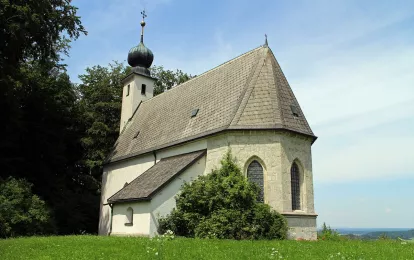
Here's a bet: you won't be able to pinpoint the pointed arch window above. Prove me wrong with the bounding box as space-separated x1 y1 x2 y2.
125 207 133 226
291 162 301 210
247 160 264 202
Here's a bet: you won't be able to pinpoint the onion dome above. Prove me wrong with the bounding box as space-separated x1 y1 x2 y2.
127 11 154 69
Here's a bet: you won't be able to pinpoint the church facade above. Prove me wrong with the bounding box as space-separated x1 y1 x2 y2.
99 16 318 240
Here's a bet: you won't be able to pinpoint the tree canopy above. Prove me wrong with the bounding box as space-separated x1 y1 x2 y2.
151 65 194 96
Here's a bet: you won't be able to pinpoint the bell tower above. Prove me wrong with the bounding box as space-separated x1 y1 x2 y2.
120 10 156 132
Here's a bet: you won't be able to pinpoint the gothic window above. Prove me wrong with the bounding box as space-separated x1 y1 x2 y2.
141 84 146 95
125 207 133 226
126 84 130 96
291 162 301 210
247 160 264 202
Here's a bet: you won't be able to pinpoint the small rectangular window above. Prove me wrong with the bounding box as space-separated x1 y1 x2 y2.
126 84 130 96
133 131 140 139
141 84 146 95
191 108 199 117
290 105 299 117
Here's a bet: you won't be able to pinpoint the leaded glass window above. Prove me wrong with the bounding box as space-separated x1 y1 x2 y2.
247 160 264 202
291 162 301 210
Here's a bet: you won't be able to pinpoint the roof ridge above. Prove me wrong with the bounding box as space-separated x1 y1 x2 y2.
267 48 314 135
229 47 269 126
141 45 265 104
267 48 286 127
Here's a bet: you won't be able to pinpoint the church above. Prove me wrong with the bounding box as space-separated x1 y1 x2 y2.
98 13 318 240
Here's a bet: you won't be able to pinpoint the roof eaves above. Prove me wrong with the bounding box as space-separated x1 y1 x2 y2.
105 125 317 166
121 71 157 83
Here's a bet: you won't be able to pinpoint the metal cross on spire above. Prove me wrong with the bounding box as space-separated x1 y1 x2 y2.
141 10 147 21
140 10 147 43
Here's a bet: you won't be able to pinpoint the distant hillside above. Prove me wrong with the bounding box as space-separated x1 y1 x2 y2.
361 229 414 240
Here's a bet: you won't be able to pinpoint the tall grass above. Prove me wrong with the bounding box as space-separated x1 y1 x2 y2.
0 235 413 260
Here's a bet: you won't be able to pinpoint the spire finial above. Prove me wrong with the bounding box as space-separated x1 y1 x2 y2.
140 10 147 43
264 34 268 46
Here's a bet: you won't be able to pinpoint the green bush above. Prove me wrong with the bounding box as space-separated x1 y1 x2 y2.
0 178 54 238
158 150 287 240
318 222 342 241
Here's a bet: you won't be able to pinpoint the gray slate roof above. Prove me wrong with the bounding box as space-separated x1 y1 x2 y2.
108 150 206 203
107 46 315 163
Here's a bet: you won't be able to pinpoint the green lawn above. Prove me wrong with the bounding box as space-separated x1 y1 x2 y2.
0 236 413 260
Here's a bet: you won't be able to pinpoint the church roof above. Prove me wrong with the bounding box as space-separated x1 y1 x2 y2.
107 150 206 203
107 45 315 164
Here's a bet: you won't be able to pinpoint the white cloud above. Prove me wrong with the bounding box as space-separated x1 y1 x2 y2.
385 208 392 214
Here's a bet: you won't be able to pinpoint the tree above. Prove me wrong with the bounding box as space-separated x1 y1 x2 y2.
76 62 130 181
159 150 287 240
0 0 94 235
0 1 86 174
0 178 54 238
150 65 194 96
0 0 86 181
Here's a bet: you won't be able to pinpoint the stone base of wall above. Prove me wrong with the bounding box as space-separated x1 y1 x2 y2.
282 212 317 240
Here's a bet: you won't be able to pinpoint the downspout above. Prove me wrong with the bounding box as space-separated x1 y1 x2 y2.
153 150 157 165
108 203 113 236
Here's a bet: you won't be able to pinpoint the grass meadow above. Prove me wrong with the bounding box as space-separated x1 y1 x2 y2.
0 235 413 260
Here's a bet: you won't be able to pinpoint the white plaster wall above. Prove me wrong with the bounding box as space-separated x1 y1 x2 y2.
109 155 206 237
120 75 155 131
99 154 154 235
156 139 207 161
150 155 207 236
112 202 151 236
99 139 207 235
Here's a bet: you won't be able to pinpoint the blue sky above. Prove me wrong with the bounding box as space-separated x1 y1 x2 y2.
67 0 414 228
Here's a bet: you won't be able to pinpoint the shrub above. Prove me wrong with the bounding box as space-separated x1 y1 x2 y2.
0 178 54 238
378 233 390 240
318 222 341 241
158 150 287 240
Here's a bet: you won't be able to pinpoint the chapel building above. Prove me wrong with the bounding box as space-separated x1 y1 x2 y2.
99 15 318 240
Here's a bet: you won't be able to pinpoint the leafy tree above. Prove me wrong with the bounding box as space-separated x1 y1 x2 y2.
159 150 287 240
0 178 54 238
150 65 194 96
76 62 130 181
5 59 99 235
0 1 86 173
0 0 86 180
0 0 96 235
